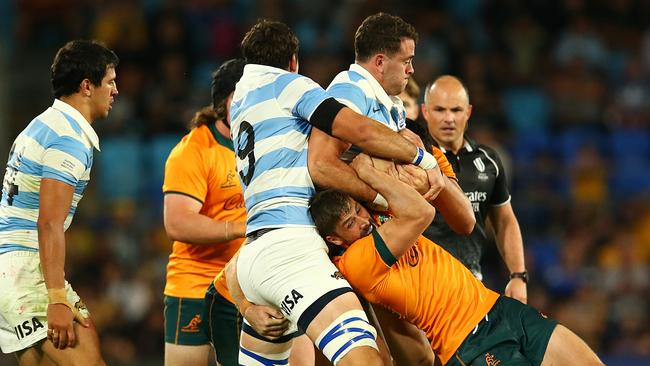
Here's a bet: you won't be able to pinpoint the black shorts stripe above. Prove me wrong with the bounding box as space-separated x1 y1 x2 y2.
297 287 353 332
241 323 299 344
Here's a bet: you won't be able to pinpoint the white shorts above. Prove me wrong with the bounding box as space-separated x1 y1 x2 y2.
0 251 89 354
237 227 352 334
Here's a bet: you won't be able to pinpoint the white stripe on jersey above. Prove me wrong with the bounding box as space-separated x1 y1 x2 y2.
243 167 314 199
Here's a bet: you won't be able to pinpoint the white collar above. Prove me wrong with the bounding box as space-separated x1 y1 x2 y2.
349 64 402 110
52 99 100 151
438 140 473 153
243 63 289 75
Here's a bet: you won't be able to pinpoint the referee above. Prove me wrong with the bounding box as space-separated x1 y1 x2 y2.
421 75 528 304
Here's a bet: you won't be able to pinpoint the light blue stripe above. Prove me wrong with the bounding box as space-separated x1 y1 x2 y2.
4 191 39 210
328 82 368 113
0 217 37 231
42 167 77 186
10 156 42 176
25 120 91 165
59 111 82 135
291 86 330 120
248 148 308 184
240 347 288 366
231 73 302 121
242 117 311 143
347 70 365 83
247 205 314 233
0 245 38 254
245 186 314 211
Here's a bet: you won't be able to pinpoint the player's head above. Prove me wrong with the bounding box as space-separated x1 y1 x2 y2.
51 40 119 120
310 189 373 246
212 58 245 127
241 19 299 72
399 76 421 120
421 75 472 148
354 13 418 96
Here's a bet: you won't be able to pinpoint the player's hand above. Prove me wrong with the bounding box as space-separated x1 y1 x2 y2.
399 128 424 148
243 304 289 340
505 278 527 304
396 164 429 195
46 303 76 349
422 167 445 202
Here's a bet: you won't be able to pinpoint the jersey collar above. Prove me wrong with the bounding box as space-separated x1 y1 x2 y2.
52 99 101 151
208 122 234 152
436 138 475 154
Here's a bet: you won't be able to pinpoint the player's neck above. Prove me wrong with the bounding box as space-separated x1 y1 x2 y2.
441 138 465 155
215 120 231 140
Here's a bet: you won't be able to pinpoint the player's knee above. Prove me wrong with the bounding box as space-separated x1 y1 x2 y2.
315 309 379 365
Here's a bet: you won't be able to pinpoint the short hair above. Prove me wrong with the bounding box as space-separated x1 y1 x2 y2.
241 20 299 69
424 75 470 105
211 58 246 121
51 40 119 98
309 189 352 238
403 77 420 101
354 13 418 62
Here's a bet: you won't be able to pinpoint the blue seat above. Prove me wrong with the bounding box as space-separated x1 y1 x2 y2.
97 136 143 201
502 87 549 133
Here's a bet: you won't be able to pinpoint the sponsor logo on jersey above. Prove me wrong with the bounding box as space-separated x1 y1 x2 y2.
279 289 304 316
13 317 44 340
331 271 345 280
221 170 238 188
473 158 489 180
181 314 202 333
407 246 420 267
465 191 487 203
224 193 245 210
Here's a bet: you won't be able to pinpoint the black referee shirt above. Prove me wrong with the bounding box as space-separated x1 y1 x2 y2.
422 138 510 278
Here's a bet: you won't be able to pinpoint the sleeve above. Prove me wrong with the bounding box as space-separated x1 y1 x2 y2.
335 235 392 295
327 82 367 115
162 142 209 203
483 146 510 205
432 146 457 181
276 74 331 121
41 136 92 186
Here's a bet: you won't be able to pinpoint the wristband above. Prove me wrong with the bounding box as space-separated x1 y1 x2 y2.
372 193 388 210
47 288 73 310
412 147 438 170
509 271 528 283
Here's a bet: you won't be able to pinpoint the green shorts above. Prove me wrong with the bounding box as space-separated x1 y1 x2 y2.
447 296 557 366
204 283 242 366
164 295 210 346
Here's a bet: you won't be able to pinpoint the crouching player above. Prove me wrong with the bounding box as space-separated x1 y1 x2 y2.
308 154 604 366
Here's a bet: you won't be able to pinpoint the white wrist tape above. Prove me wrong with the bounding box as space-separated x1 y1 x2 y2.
412 147 438 170
372 193 388 210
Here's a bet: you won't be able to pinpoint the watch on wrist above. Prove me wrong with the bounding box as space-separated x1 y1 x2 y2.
509 271 528 283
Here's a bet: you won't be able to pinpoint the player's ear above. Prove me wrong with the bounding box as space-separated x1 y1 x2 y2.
325 235 343 246
289 54 299 73
79 78 92 97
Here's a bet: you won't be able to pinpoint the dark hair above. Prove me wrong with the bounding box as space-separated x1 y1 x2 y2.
51 40 119 98
354 13 418 62
309 189 352 238
241 19 299 69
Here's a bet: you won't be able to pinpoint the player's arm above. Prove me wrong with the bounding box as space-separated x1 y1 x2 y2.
224 256 288 339
351 154 437 259
430 178 475 235
38 178 89 350
307 128 378 203
488 203 527 303
309 99 443 200
163 193 245 244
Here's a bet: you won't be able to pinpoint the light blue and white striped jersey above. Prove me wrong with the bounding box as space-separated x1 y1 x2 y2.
0 99 99 254
327 64 407 161
230 64 331 234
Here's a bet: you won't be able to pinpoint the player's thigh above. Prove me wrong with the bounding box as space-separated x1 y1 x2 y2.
373 305 434 366
289 334 315 366
39 320 104 366
239 330 294 365
165 343 211 366
540 325 603 366
204 284 241 366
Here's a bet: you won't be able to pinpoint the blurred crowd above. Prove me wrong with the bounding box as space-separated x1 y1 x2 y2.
1 0 649 365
